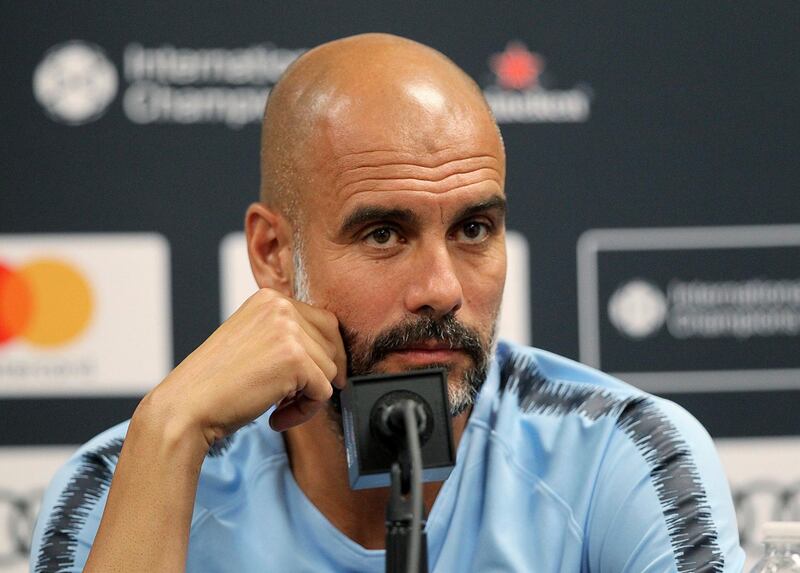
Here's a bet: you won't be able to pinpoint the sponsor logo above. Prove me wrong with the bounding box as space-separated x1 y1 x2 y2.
607 279 668 339
667 279 800 339
0 259 93 348
34 40 305 128
483 41 591 124
0 234 172 396
577 225 800 392
218 231 532 345
607 277 800 341
33 41 118 125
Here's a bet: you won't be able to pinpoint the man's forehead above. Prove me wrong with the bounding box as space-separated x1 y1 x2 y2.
317 82 497 156
306 137 505 225
311 89 505 197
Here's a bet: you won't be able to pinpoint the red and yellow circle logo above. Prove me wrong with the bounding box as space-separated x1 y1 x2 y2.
0 259 93 347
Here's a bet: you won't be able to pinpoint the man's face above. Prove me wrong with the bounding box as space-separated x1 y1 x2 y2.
292 80 506 414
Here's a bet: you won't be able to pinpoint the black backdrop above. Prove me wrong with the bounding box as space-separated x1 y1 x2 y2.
3 1 799 446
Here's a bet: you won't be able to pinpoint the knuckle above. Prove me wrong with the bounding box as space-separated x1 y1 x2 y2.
271 296 294 316
281 340 306 367
240 289 267 313
282 319 302 339
253 288 277 304
261 296 294 329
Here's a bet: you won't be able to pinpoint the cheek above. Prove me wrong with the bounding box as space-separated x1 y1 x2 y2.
462 252 506 312
314 257 406 329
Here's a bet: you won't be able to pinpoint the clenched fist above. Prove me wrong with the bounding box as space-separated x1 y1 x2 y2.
140 288 347 450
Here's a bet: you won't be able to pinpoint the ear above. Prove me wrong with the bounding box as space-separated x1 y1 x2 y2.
245 202 295 297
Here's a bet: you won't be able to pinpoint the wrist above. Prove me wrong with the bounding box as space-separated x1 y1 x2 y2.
130 390 211 467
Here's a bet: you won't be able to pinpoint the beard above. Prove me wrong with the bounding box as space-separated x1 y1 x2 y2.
292 236 496 418
340 313 495 417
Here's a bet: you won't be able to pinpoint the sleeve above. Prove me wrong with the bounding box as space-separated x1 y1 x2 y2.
29 436 123 573
584 397 745 573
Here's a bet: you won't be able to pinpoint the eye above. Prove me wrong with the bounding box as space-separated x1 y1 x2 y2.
364 226 402 248
455 220 491 243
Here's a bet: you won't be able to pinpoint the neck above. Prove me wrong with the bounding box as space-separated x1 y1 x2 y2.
283 405 470 550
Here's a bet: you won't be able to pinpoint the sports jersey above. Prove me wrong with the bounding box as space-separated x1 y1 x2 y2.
30 340 745 572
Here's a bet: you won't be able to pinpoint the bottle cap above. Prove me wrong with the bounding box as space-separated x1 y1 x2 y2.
762 521 800 543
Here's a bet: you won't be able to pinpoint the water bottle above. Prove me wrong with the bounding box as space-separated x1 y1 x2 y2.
749 521 800 572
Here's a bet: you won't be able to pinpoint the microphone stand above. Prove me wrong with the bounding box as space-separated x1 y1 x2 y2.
340 370 451 572
385 451 428 573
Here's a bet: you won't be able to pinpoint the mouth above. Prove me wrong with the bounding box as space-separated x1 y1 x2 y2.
385 342 465 366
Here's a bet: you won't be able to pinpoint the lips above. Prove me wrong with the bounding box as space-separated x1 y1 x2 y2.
387 343 464 365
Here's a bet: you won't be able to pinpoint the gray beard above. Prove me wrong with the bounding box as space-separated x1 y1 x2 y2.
341 314 493 417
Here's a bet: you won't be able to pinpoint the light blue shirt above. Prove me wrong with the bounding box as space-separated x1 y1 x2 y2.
30 340 745 572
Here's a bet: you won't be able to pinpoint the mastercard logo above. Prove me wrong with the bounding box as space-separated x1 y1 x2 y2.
0 258 93 347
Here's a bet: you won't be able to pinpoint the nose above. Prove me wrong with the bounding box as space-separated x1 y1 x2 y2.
403 242 463 319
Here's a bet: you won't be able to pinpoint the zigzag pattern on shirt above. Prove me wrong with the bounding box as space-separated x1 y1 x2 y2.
207 432 239 457
207 421 256 457
497 344 724 573
34 437 124 573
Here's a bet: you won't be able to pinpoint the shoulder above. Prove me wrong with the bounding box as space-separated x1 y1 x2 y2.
30 421 128 572
488 340 744 572
493 339 653 436
490 340 719 482
30 413 284 572
493 339 702 432
496 339 642 398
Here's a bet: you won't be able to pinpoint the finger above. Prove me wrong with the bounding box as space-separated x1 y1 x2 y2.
269 395 326 432
269 358 331 430
295 354 334 402
284 306 342 385
297 328 338 385
291 304 338 357
294 303 347 389
329 329 347 390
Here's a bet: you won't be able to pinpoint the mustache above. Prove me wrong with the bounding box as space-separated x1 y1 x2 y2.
342 313 486 375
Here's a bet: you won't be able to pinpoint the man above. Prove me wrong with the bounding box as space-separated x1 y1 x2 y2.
31 34 744 572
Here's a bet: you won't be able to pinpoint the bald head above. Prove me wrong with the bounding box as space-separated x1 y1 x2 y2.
259 33 503 225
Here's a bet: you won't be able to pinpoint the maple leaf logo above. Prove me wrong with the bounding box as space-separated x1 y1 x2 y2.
489 42 544 90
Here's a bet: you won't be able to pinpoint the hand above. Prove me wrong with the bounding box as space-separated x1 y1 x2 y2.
142 288 347 449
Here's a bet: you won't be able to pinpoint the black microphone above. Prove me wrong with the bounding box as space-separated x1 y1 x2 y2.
339 368 456 490
370 390 434 452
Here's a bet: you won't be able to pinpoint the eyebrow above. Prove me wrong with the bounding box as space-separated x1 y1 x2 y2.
338 195 507 236
453 195 507 223
339 206 419 236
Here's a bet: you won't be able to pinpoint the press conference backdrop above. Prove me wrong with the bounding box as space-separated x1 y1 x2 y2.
2 2 798 570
